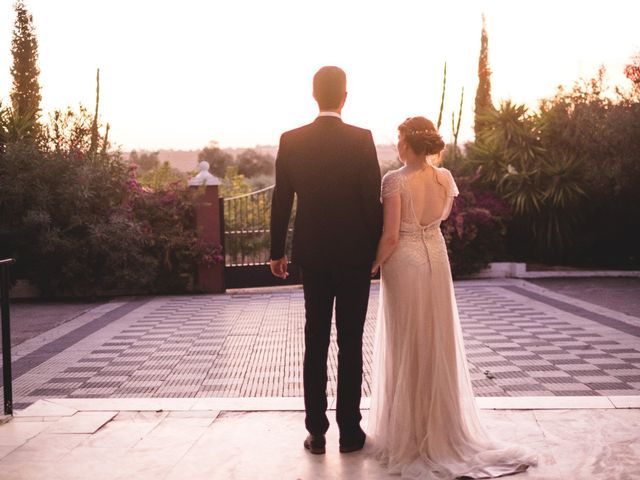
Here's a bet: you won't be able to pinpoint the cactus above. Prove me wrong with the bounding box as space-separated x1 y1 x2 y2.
451 86 464 157
90 68 100 158
101 123 110 154
436 62 447 130
435 62 464 162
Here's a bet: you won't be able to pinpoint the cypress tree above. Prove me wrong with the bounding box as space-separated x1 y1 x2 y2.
10 1 42 121
474 14 494 137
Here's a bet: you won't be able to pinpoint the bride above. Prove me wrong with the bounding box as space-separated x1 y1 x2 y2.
368 116 537 479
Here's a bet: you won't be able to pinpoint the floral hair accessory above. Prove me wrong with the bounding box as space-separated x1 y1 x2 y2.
406 128 431 135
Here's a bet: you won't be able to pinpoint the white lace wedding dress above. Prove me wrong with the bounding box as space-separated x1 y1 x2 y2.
368 166 537 479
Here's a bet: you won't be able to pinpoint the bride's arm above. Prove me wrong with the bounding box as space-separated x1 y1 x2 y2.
370 194 401 276
442 195 454 220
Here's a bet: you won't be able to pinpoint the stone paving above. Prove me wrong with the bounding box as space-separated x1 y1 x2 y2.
529 277 640 318
2 279 640 409
2 398 640 479
6 300 101 347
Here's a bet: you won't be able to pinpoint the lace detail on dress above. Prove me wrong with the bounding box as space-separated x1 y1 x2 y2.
397 224 450 266
381 170 402 200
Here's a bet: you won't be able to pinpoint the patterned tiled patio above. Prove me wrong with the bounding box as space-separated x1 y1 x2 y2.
2 279 640 409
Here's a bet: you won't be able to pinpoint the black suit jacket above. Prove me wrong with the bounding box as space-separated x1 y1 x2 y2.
270 116 383 269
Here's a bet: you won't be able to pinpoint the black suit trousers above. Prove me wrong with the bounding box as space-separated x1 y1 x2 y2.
301 265 371 438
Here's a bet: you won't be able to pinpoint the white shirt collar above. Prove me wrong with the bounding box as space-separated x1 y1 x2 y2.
317 111 342 119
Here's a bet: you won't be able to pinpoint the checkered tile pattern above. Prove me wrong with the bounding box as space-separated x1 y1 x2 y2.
4 283 640 407
458 287 640 396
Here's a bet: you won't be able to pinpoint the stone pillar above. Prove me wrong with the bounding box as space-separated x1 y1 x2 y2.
189 161 225 293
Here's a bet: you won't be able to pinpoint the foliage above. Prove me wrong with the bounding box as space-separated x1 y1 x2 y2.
198 142 232 178
534 67 640 266
236 148 275 178
219 165 252 198
1 101 41 148
623 52 640 96
0 100 214 296
466 64 640 267
247 173 276 191
441 172 510 276
129 150 160 173
10 0 41 130
465 23 639 266
138 161 188 190
197 144 275 181
124 174 202 293
0 105 131 294
467 100 586 260
0 102 9 154
474 14 495 136
197 240 224 268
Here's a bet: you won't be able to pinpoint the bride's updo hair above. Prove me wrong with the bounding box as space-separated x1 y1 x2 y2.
398 117 445 157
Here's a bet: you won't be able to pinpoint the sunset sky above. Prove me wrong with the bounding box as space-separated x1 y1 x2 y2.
0 0 638 151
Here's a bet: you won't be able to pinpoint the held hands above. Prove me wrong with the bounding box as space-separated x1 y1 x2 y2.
270 256 289 279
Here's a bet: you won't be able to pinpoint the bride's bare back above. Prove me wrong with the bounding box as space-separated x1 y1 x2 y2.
402 166 453 227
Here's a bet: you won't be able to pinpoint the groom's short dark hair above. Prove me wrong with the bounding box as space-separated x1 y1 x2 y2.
313 66 346 110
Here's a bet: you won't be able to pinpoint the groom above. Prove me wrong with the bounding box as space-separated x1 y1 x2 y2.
270 66 383 454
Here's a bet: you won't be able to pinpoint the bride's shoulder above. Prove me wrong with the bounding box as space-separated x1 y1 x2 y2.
383 167 409 184
435 166 453 176
381 168 404 197
434 167 459 196
382 167 403 179
434 166 456 182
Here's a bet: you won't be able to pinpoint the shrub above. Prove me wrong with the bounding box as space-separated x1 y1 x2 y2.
536 70 640 267
441 172 510 276
126 175 200 293
0 105 208 296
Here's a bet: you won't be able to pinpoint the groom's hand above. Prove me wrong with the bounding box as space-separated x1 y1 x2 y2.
370 262 380 278
270 256 289 279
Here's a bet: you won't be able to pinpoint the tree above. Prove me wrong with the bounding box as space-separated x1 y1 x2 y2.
469 101 586 259
536 68 640 266
139 161 187 190
219 165 251 198
198 142 233 177
0 102 9 155
474 14 494 137
236 148 275 177
624 52 640 98
625 53 640 84
129 150 160 173
10 1 41 124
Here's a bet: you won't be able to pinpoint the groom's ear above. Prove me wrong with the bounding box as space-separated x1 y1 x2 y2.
312 89 324 108
339 91 348 108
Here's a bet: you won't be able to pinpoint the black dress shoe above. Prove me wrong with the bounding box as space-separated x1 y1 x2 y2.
339 430 366 453
303 434 326 454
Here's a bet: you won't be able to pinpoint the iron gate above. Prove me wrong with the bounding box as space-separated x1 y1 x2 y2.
222 185 300 288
